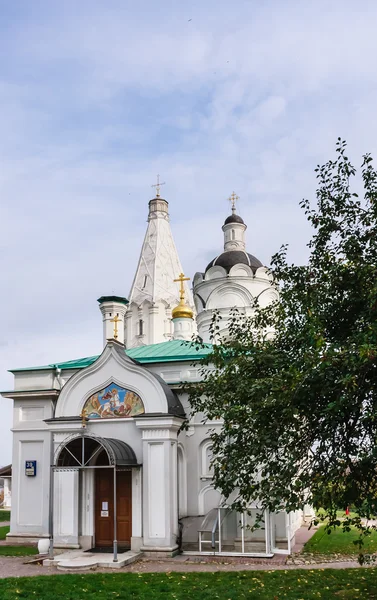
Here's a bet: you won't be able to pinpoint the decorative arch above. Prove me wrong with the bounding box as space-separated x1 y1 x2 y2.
205 265 227 281
82 382 145 419
54 433 139 468
206 282 253 310
229 264 253 278
55 342 175 418
255 266 273 282
198 485 222 516
200 439 214 478
256 287 279 308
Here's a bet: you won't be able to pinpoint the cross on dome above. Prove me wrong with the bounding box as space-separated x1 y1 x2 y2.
229 191 239 214
174 272 190 301
172 273 193 320
151 174 166 198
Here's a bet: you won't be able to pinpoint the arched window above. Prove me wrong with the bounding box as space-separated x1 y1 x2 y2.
200 439 214 479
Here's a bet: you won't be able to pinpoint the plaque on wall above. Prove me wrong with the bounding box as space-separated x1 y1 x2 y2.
25 461 37 476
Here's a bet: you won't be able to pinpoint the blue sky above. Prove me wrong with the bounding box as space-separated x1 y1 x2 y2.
1 0 377 463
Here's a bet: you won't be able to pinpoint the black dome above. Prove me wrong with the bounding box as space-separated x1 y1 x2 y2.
224 213 245 225
205 250 263 274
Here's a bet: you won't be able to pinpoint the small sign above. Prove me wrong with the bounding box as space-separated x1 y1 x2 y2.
25 461 37 477
101 510 109 517
102 502 108 511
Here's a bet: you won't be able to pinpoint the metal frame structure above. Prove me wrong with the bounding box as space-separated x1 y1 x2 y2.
194 505 295 558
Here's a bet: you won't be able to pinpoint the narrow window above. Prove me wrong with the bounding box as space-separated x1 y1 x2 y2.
232 229 235 240
139 319 144 336
142 275 148 289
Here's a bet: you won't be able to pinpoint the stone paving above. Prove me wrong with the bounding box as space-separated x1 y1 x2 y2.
0 554 373 579
0 524 373 579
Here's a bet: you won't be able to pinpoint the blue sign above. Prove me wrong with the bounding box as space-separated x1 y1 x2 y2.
25 461 37 477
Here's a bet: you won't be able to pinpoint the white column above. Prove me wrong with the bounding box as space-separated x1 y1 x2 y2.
148 304 159 345
98 298 128 346
54 471 80 547
131 467 143 551
79 469 94 550
135 417 181 555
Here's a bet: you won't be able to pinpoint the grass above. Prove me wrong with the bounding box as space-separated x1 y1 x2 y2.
0 511 10 522
0 526 10 540
305 524 377 555
0 570 376 599
0 546 38 557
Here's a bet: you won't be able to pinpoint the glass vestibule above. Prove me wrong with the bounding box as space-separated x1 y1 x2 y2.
189 505 295 557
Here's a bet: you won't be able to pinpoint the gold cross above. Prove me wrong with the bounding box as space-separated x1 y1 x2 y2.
110 314 121 339
229 191 239 213
174 272 190 301
151 174 166 198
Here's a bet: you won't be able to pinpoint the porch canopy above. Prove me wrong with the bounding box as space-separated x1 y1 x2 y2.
54 434 139 470
51 434 139 563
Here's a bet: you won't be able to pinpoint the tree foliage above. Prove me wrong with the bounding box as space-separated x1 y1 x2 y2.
188 140 377 541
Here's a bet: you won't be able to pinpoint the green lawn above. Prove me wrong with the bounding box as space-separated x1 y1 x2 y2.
0 526 9 540
0 546 37 557
0 511 10 522
0 570 376 599
305 524 377 555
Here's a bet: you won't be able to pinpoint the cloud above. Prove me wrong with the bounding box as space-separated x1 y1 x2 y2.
1 0 377 462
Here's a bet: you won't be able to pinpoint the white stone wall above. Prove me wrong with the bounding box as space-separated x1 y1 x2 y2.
9 397 54 541
194 266 277 343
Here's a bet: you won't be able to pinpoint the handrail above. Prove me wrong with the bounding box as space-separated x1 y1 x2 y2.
211 514 219 548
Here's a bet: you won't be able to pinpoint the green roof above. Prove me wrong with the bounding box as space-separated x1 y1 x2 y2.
10 340 213 372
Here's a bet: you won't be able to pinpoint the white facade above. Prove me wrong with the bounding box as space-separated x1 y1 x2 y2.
2 195 303 557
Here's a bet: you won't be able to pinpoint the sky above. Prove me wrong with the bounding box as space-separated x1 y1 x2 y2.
1 0 377 464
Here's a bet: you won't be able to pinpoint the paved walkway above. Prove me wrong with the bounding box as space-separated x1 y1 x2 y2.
0 524 372 579
0 554 374 579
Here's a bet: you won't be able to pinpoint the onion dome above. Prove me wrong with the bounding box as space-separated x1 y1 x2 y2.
205 250 263 274
224 213 245 225
172 273 194 319
172 300 194 319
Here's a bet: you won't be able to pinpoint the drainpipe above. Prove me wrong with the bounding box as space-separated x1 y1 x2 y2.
54 367 64 390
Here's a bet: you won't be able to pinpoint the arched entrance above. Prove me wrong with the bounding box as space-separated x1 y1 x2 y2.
54 435 139 558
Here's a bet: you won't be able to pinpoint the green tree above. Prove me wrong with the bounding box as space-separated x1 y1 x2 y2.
188 140 377 547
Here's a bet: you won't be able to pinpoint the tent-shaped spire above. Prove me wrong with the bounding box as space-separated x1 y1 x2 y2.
125 193 195 348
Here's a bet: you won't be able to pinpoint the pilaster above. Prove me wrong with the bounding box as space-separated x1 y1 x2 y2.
135 417 182 555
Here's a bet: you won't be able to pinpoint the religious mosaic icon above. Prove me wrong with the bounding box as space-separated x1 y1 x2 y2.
82 384 145 419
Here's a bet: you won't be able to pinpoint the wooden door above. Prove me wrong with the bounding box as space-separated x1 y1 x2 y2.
95 469 132 548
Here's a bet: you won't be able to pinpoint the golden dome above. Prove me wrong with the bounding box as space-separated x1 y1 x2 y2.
172 300 194 320
172 272 194 320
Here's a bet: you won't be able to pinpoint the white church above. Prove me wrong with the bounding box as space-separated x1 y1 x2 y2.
2 187 306 559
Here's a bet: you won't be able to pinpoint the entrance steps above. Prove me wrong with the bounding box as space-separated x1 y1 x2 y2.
43 549 142 571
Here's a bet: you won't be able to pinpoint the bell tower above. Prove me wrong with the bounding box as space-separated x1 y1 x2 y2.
125 177 195 347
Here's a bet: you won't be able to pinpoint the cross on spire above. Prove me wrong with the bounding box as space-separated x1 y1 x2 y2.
229 191 239 214
151 174 166 198
174 272 190 301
